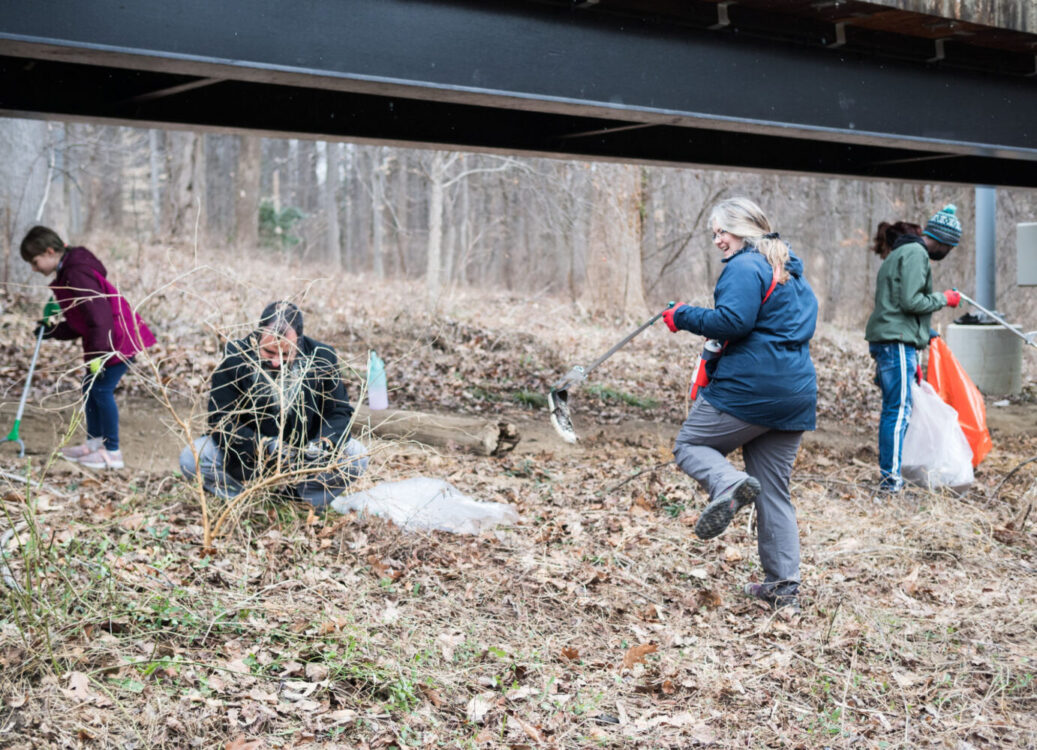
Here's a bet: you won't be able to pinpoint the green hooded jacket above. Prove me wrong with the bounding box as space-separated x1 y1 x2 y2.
865 236 947 349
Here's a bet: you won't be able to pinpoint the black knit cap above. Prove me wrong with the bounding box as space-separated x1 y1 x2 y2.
258 301 304 337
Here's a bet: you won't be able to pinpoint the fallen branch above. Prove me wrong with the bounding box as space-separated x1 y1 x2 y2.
605 460 675 492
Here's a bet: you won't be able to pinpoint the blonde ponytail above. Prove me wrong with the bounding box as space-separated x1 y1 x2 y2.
709 197 790 284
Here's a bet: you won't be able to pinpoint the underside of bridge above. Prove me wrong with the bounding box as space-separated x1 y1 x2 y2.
0 0 1035 186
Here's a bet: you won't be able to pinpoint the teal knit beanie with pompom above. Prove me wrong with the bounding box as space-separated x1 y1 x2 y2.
924 204 963 247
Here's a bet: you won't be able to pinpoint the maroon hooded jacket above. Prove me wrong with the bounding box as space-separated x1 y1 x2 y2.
46 246 156 365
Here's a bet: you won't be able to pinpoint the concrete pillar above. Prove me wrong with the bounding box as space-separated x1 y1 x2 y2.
974 186 996 309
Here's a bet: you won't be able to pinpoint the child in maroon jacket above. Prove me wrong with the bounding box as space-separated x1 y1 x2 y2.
20 226 156 470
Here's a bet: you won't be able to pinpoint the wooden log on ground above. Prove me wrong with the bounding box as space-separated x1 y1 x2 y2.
351 405 520 456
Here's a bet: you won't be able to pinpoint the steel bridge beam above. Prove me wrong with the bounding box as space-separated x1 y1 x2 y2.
1 0 1034 186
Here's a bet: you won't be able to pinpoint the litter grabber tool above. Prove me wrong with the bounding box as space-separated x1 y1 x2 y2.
2 326 45 458
548 302 673 443
955 290 1037 349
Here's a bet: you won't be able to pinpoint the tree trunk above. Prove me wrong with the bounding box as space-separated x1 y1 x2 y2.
65 122 82 236
443 213 457 286
204 134 235 244
351 405 519 456
456 174 470 285
293 139 318 259
149 129 162 238
342 143 355 268
100 126 124 233
163 130 205 245
580 163 647 319
322 141 342 265
425 151 448 302
394 151 409 276
372 146 386 278
234 134 262 252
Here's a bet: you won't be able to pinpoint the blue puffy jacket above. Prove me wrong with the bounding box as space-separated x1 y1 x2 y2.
672 246 818 431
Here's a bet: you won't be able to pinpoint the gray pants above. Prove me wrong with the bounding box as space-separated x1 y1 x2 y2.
673 398 803 590
179 435 369 510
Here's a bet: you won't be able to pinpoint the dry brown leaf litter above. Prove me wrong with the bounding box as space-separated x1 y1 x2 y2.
0 243 1034 748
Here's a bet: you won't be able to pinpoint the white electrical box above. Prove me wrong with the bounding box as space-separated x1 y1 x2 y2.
1019 222 1037 286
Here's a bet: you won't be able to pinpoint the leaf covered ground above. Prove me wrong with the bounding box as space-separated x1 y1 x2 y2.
1 244 1035 748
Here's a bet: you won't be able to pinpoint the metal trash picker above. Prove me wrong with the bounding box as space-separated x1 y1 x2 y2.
547 303 673 443
955 290 1037 349
2 326 45 458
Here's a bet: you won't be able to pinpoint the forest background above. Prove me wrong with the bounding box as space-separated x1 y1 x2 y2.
2 116 1035 337
1 116 1036 747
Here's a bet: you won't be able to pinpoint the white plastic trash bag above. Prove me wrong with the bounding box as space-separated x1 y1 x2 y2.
331 477 519 535
901 381 974 490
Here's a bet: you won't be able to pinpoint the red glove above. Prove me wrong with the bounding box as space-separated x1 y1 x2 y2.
662 302 686 333
943 289 960 307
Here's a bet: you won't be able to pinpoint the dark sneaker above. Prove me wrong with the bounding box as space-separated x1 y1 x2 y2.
744 583 801 614
694 476 761 540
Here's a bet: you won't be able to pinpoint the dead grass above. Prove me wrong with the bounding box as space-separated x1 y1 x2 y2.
0 241 1034 748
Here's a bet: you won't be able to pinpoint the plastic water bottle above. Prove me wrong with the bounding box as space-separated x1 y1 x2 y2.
690 339 724 401
367 350 388 410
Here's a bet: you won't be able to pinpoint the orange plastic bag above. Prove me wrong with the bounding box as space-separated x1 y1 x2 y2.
926 336 992 467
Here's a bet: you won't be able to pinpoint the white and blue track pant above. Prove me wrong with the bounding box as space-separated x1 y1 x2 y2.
869 342 917 492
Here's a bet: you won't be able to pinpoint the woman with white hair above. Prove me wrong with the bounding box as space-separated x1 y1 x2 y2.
662 197 818 612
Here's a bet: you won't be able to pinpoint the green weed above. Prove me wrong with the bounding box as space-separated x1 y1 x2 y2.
512 389 548 408
586 383 658 409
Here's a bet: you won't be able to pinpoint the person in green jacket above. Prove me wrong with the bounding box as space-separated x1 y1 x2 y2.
864 205 962 493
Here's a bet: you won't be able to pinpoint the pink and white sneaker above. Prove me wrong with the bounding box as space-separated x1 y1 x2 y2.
61 438 104 463
78 448 124 471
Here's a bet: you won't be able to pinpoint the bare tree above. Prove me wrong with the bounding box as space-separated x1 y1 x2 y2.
234 134 262 253
424 150 454 301
392 151 410 276
580 163 647 319
148 129 162 238
321 141 342 265
421 152 523 303
164 130 206 244
371 146 388 279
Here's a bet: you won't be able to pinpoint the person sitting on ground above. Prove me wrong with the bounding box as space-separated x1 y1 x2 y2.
662 197 818 614
20 225 156 470
179 301 368 509
864 205 962 495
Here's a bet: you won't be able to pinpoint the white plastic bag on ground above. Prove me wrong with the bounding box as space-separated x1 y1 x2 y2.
901 380 974 491
331 477 519 535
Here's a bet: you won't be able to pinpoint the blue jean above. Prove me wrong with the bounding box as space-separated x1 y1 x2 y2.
869 342 917 491
179 435 370 510
83 361 128 451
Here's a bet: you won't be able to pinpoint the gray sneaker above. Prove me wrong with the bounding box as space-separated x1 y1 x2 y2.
694 476 761 540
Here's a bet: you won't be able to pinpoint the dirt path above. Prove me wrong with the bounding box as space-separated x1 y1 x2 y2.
3 393 1034 476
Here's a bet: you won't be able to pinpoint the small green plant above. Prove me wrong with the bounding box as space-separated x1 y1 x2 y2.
512 389 548 409
259 201 305 249
586 384 658 409
385 671 420 713
466 386 504 402
662 498 685 518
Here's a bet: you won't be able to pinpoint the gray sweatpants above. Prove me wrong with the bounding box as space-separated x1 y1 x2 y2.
179 435 369 510
673 398 803 590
